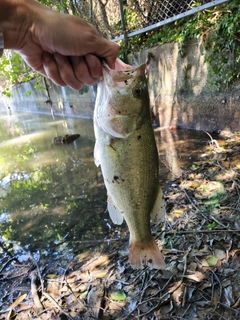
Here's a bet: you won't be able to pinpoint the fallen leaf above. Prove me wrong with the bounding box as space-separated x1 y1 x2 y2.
207 221 217 229
156 300 174 316
232 297 240 308
223 286 234 306
173 208 185 217
202 256 218 267
82 254 110 271
79 291 88 299
189 245 209 257
190 164 199 171
200 281 212 290
4 294 27 320
172 282 184 306
214 249 226 260
206 256 218 266
110 289 126 301
185 270 206 282
89 269 109 278
108 301 125 315
9 294 27 311
46 274 58 279
16 304 31 312
87 284 105 319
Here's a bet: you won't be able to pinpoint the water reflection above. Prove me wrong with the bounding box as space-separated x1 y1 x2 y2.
0 111 110 260
0 111 210 261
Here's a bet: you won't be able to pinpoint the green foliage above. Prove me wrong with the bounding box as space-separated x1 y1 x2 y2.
0 52 38 97
79 85 89 95
0 0 69 97
1 87 11 97
37 0 70 12
125 9 140 32
121 0 240 89
25 91 32 97
203 2 240 89
110 289 127 301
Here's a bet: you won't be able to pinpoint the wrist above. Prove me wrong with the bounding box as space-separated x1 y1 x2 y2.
0 0 47 50
0 0 28 49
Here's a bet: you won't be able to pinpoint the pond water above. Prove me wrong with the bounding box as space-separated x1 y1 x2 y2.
0 111 213 264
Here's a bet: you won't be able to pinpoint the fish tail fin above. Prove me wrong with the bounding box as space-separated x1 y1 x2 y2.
129 237 166 269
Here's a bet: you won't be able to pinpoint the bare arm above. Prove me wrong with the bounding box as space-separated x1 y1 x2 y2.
0 0 119 89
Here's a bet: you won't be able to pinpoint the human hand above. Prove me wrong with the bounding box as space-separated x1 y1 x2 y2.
1 0 119 90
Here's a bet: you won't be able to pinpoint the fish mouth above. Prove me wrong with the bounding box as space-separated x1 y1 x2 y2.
102 59 146 87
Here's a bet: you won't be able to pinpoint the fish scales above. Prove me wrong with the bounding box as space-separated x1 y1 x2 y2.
94 59 166 269
100 122 158 239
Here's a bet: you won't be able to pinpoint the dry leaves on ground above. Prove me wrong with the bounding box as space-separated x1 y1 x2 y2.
1 133 240 319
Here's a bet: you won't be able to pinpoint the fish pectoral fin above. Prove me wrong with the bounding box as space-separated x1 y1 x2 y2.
94 141 101 167
107 196 124 225
150 187 166 224
98 116 134 139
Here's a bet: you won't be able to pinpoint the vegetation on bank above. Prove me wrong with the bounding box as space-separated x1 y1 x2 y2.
0 0 239 96
121 0 240 89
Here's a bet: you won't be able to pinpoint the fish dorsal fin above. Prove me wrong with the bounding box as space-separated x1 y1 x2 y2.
151 187 166 224
107 195 124 225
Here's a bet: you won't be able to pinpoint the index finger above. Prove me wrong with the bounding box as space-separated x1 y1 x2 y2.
85 54 102 79
95 40 120 69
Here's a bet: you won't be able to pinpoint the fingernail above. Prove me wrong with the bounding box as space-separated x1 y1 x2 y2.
43 52 52 63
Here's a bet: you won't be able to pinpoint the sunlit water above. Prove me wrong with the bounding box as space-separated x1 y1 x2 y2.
0 111 211 263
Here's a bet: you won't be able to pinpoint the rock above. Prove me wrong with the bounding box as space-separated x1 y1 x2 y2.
52 134 80 145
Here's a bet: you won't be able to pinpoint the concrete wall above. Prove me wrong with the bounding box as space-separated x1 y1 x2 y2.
1 39 240 132
129 39 240 132
0 77 96 119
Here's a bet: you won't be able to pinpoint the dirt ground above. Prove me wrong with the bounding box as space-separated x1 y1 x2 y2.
1 132 240 320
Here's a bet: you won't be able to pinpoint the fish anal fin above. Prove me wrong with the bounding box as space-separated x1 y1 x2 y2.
151 187 166 224
107 196 124 225
129 237 166 269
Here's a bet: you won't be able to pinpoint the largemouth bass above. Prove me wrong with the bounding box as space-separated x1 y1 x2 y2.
94 59 166 269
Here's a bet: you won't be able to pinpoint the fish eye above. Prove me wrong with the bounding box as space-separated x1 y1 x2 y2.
135 87 142 97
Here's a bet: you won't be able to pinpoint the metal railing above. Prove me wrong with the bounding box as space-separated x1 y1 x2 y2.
114 0 230 43
70 0 229 46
